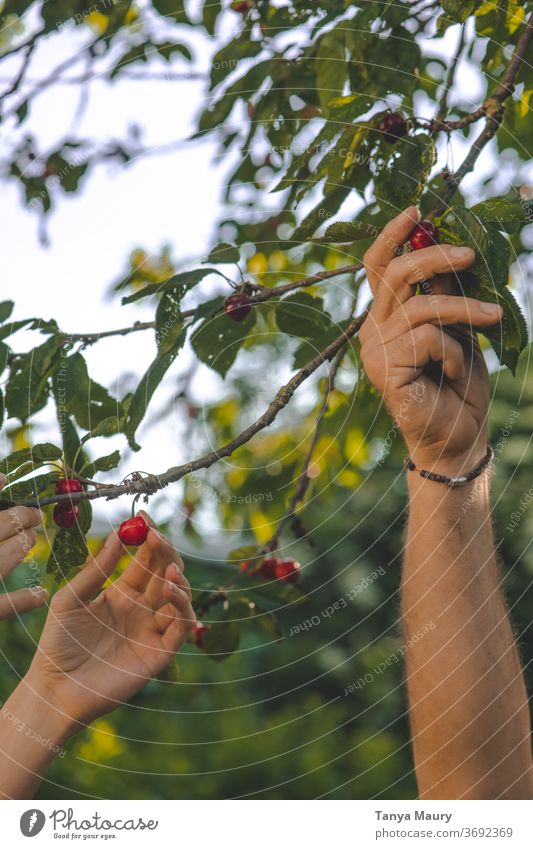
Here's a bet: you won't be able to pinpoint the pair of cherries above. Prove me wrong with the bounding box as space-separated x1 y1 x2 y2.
53 478 149 546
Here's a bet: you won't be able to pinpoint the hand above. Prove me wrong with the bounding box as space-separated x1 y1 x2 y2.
359 207 504 475
26 512 195 733
0 475 48 620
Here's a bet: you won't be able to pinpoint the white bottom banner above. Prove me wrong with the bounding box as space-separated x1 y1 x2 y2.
2 800 532 848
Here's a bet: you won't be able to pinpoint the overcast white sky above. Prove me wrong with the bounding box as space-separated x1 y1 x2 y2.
1 13 531 542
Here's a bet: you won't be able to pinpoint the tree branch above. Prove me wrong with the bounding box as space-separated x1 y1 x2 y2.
434 24 466 126
430 13 533 217
0 312 367 511
64 262 363 345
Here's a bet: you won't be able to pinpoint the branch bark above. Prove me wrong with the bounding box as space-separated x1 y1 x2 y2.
430 13 533 217
0 311 367 511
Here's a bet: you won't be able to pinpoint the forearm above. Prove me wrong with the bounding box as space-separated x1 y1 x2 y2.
403 470 533 799
0 671 75 799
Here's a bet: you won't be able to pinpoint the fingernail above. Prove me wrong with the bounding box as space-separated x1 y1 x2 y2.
31 586 49 601
406 206 421 221
480 303 503 317
450 246 473 258
168 580 182 594
0 473 6 488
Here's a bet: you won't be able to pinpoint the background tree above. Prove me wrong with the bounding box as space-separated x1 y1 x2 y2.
0 0 531 799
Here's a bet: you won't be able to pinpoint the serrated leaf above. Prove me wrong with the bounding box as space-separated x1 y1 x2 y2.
276 292 332 338
374 133 436 211
4 471 61 503
470 195 532 233
5 336 61 422
193 295 225 321
47 526 89 580
191 308 255 378
310 220 380 243
473 286 528 373
315 28 346 115
0 443 62 477
438 206 509 290
292 185 352 241
122 268 219 305
81 415 123 443
206 243 240 264
80 450 121 477
125 344 185 449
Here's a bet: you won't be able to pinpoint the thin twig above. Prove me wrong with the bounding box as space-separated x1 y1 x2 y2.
434 24 466 126
0 312 368 511
263 346 346 554
429 12 533 217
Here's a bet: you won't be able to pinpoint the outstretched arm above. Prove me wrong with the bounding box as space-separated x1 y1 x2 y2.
0 513 195 799
360 207 533 799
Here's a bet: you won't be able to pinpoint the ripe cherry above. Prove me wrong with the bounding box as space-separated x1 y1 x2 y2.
379 112 407 143
409 221 439 251
118 516 149 546
224 292 252 322
53 504 79 529
233 1 251 12
55 478 83 496
193 622 210 649
274 558 301 583
260 557 278 579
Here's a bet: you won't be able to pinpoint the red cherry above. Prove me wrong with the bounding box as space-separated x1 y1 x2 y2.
193 622 210 649
118 516 149 546
274 558 301 583
409 221 439 251
233 1 251 12
53 504 79 529
379 112 407 143
55 478 83 496
224 293 252 322
260 557 279 579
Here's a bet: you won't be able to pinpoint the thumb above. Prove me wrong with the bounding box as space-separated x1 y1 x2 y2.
55 532 122 609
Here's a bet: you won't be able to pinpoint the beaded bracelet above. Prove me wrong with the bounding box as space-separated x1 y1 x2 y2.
404 446 494 487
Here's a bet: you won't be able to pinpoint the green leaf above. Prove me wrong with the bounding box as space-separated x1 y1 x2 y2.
374 133 436 211
437 206 510 290
80 450 121 477
474 286 528 373
151 0 190 23
315 28 346 115
202 620 240 662
47 526 89 580
191 307 255 378
4 471 61 503
193 295 225 321
0 301 14 323
276 293 332 338
125 345 184 449
292 185 352 241
206 243 240 264
0 443 62 477
202 0 222 35
59 352 120 431
81 415 123 443
122 268 219 305
470 195 533 233
441 0 476 22
5 336 61 422
310 220 380 243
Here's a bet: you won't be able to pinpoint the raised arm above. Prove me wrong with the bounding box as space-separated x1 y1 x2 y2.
360 207 533 800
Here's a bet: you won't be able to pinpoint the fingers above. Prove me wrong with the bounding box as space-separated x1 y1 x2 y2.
155 564 196 651
363 206 421 293
372 244 476 321
53 532 123 611
0 586 48 620
121 513 184 595
392 325 466 382
0 528 37 580
379 295 503 344
0 505 42 544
